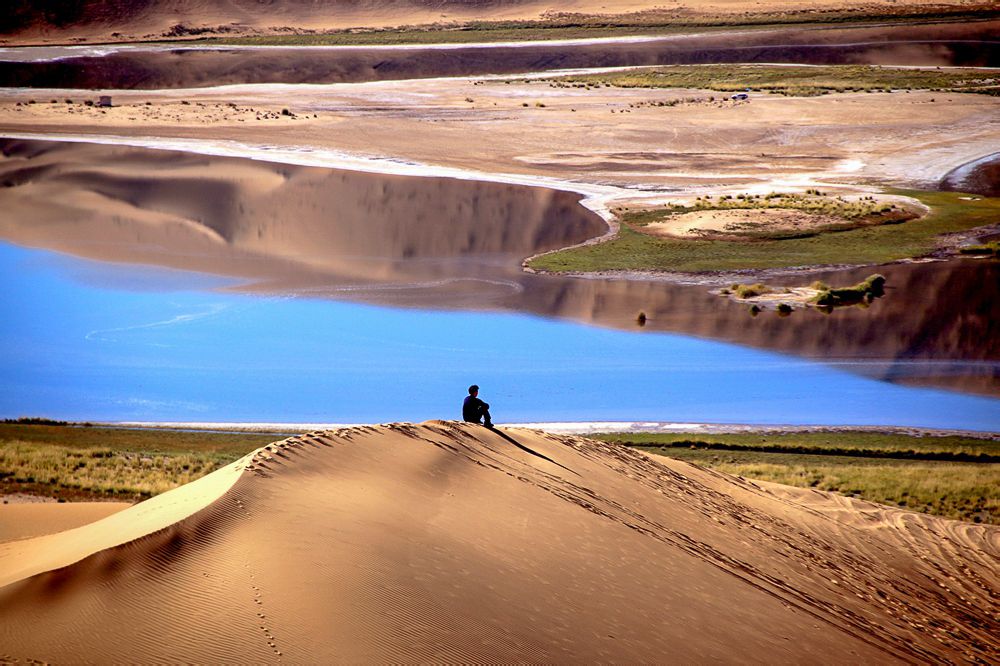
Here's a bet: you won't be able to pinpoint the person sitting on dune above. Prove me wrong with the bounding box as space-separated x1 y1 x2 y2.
462 384 493 428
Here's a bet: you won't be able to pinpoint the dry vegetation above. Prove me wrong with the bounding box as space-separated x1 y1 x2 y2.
0 423 281 501
720 273 887 311
595 431 1000 523
546 64 1000 97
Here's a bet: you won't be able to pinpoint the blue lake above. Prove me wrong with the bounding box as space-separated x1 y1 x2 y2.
1 241 998 430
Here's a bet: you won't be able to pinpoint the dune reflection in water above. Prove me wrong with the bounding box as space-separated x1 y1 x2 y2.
2 138 996 399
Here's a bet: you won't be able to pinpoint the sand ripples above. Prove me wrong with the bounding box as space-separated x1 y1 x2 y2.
1 422 996 662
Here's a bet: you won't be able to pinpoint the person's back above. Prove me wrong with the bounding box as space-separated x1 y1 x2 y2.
462 384 492 427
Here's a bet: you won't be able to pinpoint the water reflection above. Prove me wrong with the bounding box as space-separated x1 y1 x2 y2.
2 241 998 429
2 138 997 397
0 21 996 89
942 152 1000 198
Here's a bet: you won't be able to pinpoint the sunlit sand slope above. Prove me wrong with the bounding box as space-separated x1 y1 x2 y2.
0 138 604 293
0 422 996 662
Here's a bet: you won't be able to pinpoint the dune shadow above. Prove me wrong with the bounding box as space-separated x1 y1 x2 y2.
489 427 579 476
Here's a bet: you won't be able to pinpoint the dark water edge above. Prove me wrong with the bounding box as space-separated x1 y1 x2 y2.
941 153 1000 198
0 20 997 89
2 239 999 429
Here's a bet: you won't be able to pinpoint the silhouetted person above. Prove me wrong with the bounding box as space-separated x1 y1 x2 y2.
463 384 492 428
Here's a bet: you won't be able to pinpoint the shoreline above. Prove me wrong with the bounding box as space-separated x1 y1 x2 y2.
70 420 1000 438
5 132 995 284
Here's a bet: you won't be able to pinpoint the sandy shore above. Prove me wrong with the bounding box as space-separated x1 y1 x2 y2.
0 422 995 662
2 70 995 203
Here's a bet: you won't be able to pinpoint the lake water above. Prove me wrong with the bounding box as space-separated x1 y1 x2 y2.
0 20 995 89
2 241 997 430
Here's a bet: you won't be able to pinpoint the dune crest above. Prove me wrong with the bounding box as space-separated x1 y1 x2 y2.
0 422 996 662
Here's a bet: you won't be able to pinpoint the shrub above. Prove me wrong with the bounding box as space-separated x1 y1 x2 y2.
733 283 771 298
959 241 1000 256
811 273 886 306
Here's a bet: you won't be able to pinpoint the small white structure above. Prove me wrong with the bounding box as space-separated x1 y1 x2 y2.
98 95 112 107
730 92 749 101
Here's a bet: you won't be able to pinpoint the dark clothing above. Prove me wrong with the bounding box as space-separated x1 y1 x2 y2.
463 395 492 426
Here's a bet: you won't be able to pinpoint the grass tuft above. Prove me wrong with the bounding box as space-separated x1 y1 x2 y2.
733 283 771 298
545 64 1000 97
810 273 885 306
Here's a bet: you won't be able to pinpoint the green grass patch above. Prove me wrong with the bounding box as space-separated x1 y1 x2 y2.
545 64 1000 97
0 424 281 501
529 190 1000 273
656 448 998 523
684 191 902 219
594 431 1000 523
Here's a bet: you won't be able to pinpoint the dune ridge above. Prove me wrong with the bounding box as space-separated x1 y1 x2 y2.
0 422 996 662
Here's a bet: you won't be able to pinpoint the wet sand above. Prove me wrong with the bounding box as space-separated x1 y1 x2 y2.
1 20 996 89
0 422 996 662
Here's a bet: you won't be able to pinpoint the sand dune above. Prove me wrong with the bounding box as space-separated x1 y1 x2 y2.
0 137 604 291
0 422 995 662
0 501 130 543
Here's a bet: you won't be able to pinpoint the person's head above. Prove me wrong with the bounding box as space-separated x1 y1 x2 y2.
468 384 479 396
